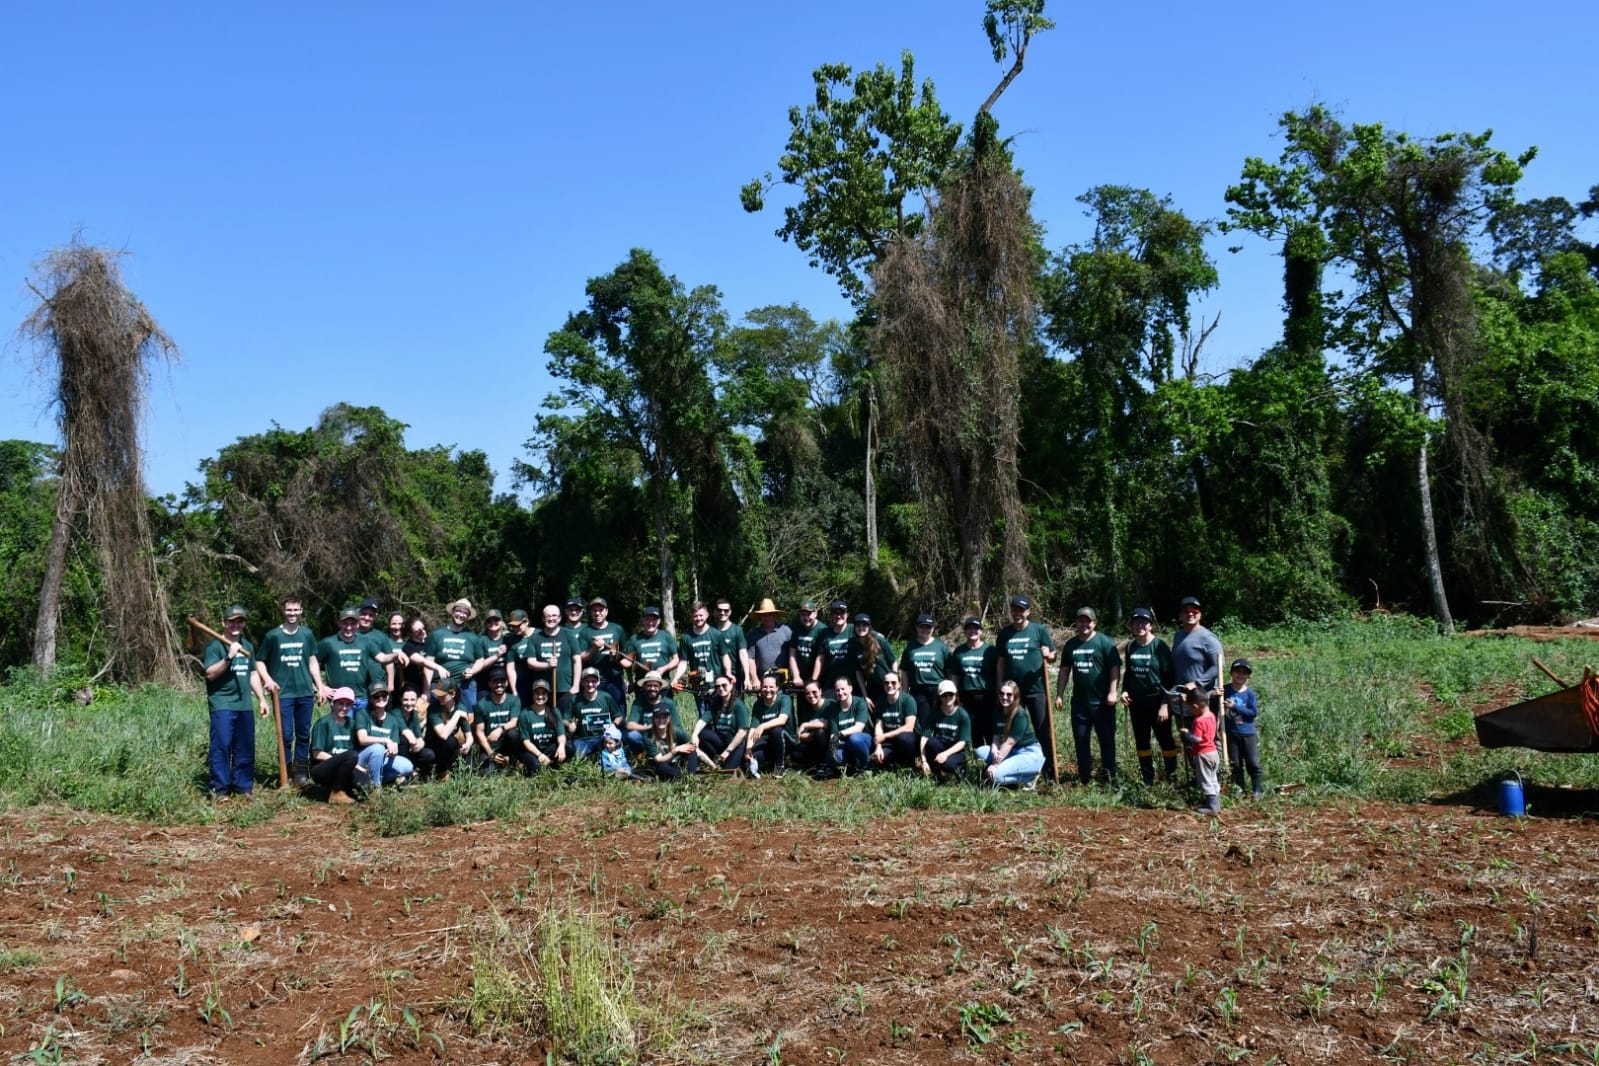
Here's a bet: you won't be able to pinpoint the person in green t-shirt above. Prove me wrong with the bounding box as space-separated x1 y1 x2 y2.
953 616 998 746
826 677 874 775
420 677 472 781
621 607 680 695
872 672 920 769
513 682 567 774
570 668 624 760
472 670 523 772
1122 606 1178 785
785 600 829 687
692 676 751 772
308 686 361 803
395 688 435 780
845 613 896 713
746 673 795 776
711 598 755 690
976 680 1045 788
356 597 401 691
578 598 629 706
792 681 836 777
918 680 971 783
203 604 266 801
1055 606 1123 784
996 595 1059 779
817 601 856 688
643 707 698 781
520 604 581 713
352 684 415 789
255 595 321 786
316 608 385 711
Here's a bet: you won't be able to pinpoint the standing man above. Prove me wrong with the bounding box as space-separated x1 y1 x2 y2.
255 595 320 787
356 597 402 691
712 597 756 691
674 602 732 716
520 604 580 713
1055 607 1122 785
560 596 587 637
953 616 997 747
202 605 267 802
818 601 855 688
995 595 1059 780
424 598 496 711
622 607 680 693
1172 596 1224 710
579 597 629 707
1122 607 1178 785
746 599 792 683
899 614 951 721
786 599 828 688
315 607 384 713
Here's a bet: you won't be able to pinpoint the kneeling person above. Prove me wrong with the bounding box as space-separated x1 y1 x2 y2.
514 681 567 774
310 687 361 803
354 684 414 789
693 675 750 772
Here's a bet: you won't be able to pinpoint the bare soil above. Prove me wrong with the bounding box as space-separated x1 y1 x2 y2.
3 782 1598 1066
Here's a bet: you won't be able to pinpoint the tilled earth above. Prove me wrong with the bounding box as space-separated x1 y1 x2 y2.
2 788 1597 1065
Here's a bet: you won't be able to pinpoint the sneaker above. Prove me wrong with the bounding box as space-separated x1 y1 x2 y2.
746 761 761 780
328 789 355 805
1021 775 1039 793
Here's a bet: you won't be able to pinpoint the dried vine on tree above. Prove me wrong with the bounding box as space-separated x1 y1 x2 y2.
22 240 182 684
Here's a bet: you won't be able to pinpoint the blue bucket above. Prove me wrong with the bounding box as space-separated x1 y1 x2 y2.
1498 771 1526 817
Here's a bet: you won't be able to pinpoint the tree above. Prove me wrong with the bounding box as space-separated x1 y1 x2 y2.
530 250 730 631
20 241 182 684
1226 107 1534 631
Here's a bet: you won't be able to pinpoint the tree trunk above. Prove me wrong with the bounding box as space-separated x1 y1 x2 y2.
1416 438 1455 635
31 475 76 673
651 478 677 637
865 382 879 566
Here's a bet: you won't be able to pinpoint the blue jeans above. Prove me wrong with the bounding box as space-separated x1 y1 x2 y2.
208 707 256 796
279 695 315 764
977 741 1044 787
1071 702 1118 783
356 744 414 788
838 732 872 773
571 735 605 762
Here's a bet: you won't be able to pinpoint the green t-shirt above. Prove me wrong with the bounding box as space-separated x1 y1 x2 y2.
426 700 469 738
473 693 522 735
352 707 404 748
204 637 255 711
578 622 629 683
570 691 621 738
519 629 579 694
516 707 562 756
876 692 918 731
818 626 854 685
310 711 355 756
1123 637 1175 700
318 634 382 693
627 695 687 742
922 707 972 746
1063 631 1120 706
750 693 793 731
358 629 396 661
826 696 872 736
259 625 316 698
677 628 723 680
993 699 1037 747
899 638 951 689
787 622 830 681
700 697 750 737
425 626 481 680
627 631 677 676
712 622 747 667
953 643 996 694
844 633 896 688
996 622 1055 695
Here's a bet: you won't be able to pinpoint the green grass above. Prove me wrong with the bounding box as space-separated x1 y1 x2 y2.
3 616 1598 831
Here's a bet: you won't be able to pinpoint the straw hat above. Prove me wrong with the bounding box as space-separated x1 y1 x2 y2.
446 598 477 621
753 597 783 616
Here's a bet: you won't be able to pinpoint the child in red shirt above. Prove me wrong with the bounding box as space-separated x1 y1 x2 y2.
1180 685 1221 814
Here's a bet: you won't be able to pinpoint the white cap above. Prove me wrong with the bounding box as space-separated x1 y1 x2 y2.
937 679 958 696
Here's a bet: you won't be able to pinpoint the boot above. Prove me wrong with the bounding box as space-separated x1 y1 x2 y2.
291 759 309 788
328 789 355 805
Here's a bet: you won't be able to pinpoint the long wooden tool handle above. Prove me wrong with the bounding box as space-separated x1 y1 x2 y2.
187 615 227 645
1041 658 1060 786
270 689 290 788
1531 658 1569 687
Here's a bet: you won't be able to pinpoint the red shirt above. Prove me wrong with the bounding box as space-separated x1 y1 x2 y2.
1188 709 1217 755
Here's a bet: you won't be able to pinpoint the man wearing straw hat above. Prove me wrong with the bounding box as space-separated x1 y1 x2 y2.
424 598 495 710
747 597 792 684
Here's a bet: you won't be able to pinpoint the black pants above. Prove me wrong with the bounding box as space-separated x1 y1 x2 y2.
1070 701 1118 783
749 730 790 771
1228 731 1262 794
922 737 967 781
961 691 995 748
309 750 360 794
1021 690 1055 777
697 728 746 771
877 731 919 769
513 747 559 775
1128 695 1179 784
425 731 464 778
405 743 437 780
647 753 696 780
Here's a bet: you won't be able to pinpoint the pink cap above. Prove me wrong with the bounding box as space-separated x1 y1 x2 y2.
330 686 356 703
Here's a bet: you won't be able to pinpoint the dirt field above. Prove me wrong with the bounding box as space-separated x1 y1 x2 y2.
3 784 1598 1066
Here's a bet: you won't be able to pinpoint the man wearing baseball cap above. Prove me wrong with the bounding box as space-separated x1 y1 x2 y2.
786 600 828 687
579 597 628 706
995 595 1059 779
202 604 266 802
622 606 679 692
818 600 855 688
1172 596 1224 711
1055 606 1121 785
316 607 384 712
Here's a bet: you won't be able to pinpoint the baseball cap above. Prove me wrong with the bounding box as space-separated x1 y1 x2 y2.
359 597 380 611
642 606 662 617
430 677 457 699
937 679 958 696
603 724 622 741
565 596 584 608
339 606 359 621
852 612 871 625
916 613 935 626
829 600 849 612
1231 658 1253 673
224 604 247 620
367 683 390 698
652 706 673 719
330 686 356 703
509 609 529 622
581 667 600 679
1180 596 1202 609
486 608 503 621
589 596 609 608
529 680 551 695
799 599 817 611
1131 607 1154 622
962 616 982 628
1009 595 1031 609
1076 606 1097 621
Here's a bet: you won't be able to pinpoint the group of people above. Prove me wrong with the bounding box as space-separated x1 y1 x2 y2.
202 592 1265 809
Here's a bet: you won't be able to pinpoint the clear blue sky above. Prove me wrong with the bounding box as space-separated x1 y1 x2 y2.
2 0 1593 499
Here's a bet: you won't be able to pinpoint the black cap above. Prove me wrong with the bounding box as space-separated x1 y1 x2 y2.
1180 595 1202 608
962 616 981 628
1231 658 1253 673
1131 607 1154 622
651 706 673 719
916 613 934 626
339 606 359 621
829 600 849 612
642 605 662 617
565 596 584 608
1010 595 1031 609
359 597 380 611
486 608 503 621
852 612 871 625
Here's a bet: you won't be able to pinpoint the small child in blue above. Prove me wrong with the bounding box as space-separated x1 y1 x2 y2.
599 725 637 779
1223 658 1264 798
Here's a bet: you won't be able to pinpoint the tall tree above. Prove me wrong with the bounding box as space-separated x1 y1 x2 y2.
21 241 182 683
1226 107 1534 632
530 250 729 632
